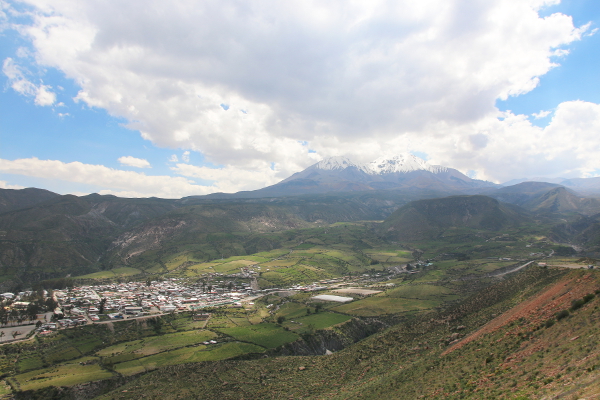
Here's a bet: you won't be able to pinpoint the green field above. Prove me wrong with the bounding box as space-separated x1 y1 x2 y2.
12 357 114 391
98 330 218 364
217 323 300 348
332 296 440 316
114 342 265 376
283 312 352 333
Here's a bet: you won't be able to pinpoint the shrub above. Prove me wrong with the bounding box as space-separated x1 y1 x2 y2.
556 310 570 320
571 299 585 311
544 319 555 328
583 293 595 303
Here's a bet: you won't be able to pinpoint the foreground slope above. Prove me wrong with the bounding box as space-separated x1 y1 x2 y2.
76 267 600 400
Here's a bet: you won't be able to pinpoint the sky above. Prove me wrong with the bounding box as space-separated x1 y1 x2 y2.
0 0 599 198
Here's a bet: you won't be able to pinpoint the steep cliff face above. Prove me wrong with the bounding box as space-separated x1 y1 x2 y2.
273 317 388 356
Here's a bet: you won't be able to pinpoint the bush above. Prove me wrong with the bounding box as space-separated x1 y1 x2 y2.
556 309 570 321
583 293 595 303
571 299 585 311
544 319 555 328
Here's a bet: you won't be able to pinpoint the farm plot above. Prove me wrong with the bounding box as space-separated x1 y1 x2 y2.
217 323 299 348
284 312 352 333
332 296 440 317
114 342 265 376
97 330 218 364
12 357 114 391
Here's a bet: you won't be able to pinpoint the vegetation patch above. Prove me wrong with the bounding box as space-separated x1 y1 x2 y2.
217 323 299 348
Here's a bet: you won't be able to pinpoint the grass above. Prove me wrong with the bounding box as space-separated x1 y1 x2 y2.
75 267 142 279
13 357 114 391
114 342 265 376
332 296 440 317
16 355 44 373
284 312 352 333
384 284 455 300
98 330 218 364
217 323 300 348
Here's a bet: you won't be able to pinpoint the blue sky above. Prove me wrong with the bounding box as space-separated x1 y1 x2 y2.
1 0 600 197
498 0 600 122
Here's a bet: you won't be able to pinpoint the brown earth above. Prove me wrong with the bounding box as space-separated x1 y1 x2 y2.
442 272 600 356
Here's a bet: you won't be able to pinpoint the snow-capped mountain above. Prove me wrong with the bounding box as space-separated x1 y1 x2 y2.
313 154 448 175
263 154 498 196
314 156 369 172
201 154 498 199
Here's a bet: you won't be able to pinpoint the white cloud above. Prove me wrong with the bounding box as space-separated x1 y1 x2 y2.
0 157 283 197
0 180 25 190
3 0 598 191
118 155 151 168
414 100 600 182
168 154 179 163
171 162 279 193
0 157 216 198
181 151 190 163
532 110 552 119
2 57 56 106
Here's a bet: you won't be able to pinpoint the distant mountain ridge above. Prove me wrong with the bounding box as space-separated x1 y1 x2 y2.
502 177 600 195
201 154 497 200
379 195 528 241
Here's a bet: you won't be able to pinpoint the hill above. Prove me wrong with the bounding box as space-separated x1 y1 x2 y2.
0 194 178 284
379 195 528 241
484 182 600 215
0 188 59 214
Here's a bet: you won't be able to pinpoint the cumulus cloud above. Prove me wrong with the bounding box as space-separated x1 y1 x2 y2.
2 57 56 106
171 162 280 193
0 158 216 198
416 100 600 182
181 151 190 163
0 157 284 197
532 110 552 119
0 181 25 190
118 156 151 168
2 0 598 193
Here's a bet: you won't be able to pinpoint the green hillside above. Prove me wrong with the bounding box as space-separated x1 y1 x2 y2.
379 195 528 241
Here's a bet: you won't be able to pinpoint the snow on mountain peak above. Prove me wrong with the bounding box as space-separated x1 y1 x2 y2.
315 156 366 171
315 154 448 175
367 154 425 174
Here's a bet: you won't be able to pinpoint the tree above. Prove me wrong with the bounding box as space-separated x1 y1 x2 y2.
277 316 285 324
0 331 4 342
98 298 107 314
27 303 40 322
11 330 20 340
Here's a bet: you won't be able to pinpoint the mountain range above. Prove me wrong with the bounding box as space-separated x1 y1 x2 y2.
2 154 600 285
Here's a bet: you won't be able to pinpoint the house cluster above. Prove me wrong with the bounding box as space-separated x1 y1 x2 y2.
54 278 258 319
